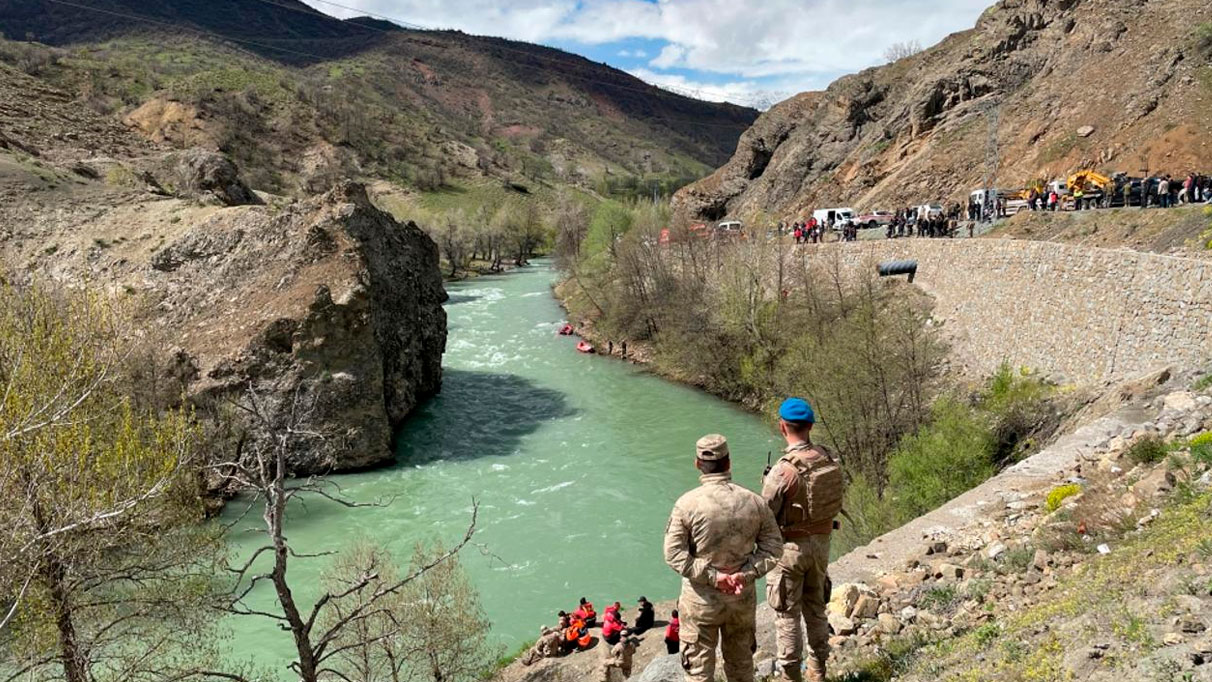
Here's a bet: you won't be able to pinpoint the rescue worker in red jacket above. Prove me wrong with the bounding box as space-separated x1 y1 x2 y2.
664 609 680 654
602 607 625 645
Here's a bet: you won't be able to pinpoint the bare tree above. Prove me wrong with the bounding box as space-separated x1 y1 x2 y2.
318 541 499 682
884 40 923 63
216 387 479 682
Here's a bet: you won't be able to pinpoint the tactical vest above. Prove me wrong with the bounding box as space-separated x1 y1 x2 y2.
776 443 844 538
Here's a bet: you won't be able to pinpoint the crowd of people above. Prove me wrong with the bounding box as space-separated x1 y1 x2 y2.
780 171 1212 248
887 204 967 239
521 595 679 680
790 218 827 244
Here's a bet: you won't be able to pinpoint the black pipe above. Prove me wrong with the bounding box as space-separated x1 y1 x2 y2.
878 260 918 283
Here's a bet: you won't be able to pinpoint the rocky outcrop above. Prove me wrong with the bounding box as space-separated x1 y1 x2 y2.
149 181 447 476
145 149 262 206
675 0 1212 221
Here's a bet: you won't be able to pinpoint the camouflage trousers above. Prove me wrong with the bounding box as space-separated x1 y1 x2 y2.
678 582 758 682
597 660 632 682
766 535 831 682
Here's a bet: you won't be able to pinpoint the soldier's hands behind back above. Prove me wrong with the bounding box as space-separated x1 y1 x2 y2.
715 572 745 595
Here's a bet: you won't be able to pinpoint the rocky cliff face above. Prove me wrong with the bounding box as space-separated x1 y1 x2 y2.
0 61 447 475
676 0 1212 221
153 181 447 475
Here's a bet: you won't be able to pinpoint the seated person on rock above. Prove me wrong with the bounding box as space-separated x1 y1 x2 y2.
573 597 597 627
601 607 626 645
564 616 593 652
521 625 565 666
634 596 655 634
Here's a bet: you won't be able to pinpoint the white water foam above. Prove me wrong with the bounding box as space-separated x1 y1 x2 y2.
530 480 575 494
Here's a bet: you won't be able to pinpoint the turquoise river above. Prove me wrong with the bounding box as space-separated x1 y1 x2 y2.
223 260 779 667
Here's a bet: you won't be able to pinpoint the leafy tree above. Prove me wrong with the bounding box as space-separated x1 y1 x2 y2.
0 284 227 682
583 201 633 262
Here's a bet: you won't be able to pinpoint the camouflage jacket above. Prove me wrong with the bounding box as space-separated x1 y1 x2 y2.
663 472 784 587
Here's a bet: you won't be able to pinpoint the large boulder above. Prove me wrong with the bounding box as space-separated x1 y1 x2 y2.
148 181 446 476
636 655 682 682
149 149 262 206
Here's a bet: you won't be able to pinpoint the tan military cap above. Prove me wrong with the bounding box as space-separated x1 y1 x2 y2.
696 434 729 461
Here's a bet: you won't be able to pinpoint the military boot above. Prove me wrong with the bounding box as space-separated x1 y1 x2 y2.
805 656 826 682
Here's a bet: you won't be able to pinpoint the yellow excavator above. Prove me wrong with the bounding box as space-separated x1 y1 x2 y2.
1067 169 1113 193
1066 170 1114 209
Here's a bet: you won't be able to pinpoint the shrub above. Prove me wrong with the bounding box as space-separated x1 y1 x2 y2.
1001 545 1036 574
886 397 996 523
1045 483 1082 512
919 585 959 611
1127 435 1167 465
963 578 993 601
973 622 1002 648
1191 432 1212 468
1197 22 1212 60
1193 373 1212 392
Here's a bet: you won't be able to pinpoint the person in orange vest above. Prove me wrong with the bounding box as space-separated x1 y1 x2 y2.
564 617 593 652
573 597 597 627
664 609 680 654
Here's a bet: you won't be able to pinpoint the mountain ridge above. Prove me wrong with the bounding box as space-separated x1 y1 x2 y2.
674 0 1212 222
0 0 757 196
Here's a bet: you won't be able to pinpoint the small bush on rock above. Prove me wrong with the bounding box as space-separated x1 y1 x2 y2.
1127 435 1167 465
1189 432 1212 467
1045 483 1082 512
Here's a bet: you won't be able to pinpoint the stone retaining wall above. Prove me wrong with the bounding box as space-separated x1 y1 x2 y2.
809 239 1212 385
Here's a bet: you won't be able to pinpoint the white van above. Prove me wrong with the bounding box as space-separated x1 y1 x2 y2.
715 220 744 238
812 208 855 231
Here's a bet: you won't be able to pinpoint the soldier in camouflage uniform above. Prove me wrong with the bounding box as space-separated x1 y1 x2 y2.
664 434 784 682
598 630 638 681
761 399 844 682
521 625 564 666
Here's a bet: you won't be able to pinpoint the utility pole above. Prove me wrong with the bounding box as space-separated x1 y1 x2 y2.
983 101 1001 224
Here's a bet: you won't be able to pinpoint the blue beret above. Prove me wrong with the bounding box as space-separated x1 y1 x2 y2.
779 398 815 424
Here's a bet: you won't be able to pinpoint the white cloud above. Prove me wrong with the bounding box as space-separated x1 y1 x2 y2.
617 48 648 58
626 68 795 110
302 0 994 104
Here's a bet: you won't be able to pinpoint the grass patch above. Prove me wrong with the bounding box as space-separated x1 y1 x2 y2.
1196 22 1212 60
973 622 1002 648
1038 132 1083 164
833 632 936 682
1193 373 1212 392
1190 432 1212 467
486 638 534 677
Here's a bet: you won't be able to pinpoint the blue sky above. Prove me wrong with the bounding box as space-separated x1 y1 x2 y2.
301 0 995 108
